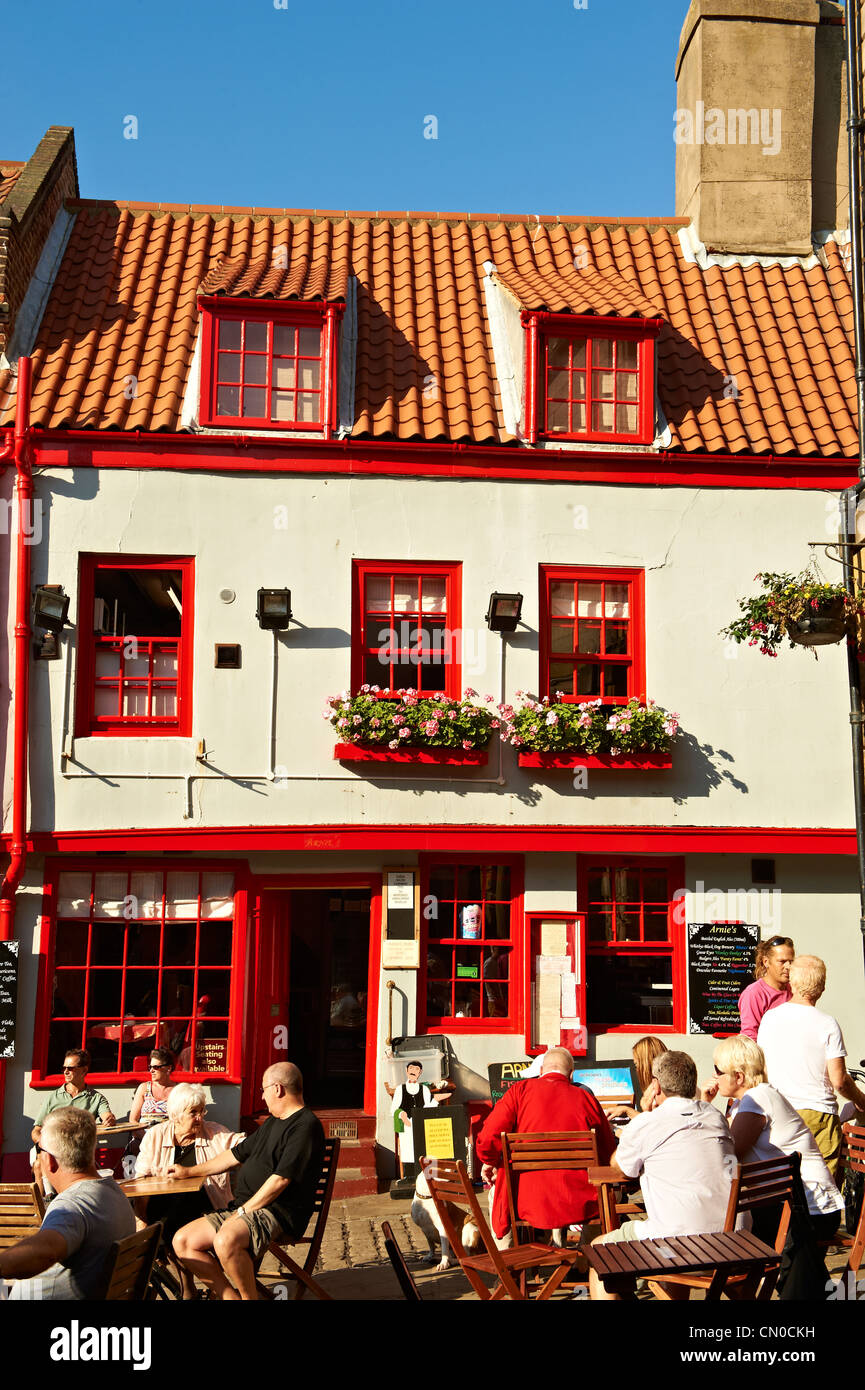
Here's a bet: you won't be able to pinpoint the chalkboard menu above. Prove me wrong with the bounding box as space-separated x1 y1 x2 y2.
0 939 19 1059
687 922 758 1034
487 1060 530 1105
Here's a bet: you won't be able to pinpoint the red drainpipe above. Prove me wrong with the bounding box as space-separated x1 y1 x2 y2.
0 356 33 1159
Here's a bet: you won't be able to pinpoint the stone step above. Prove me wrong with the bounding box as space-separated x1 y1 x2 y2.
333 1175 380 1198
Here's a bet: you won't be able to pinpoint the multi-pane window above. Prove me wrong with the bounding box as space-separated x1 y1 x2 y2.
582 860 683 1031
213 317 322 425
540 566 643 701
76 557 193 736
422 861 519 1028
546 335 639 437
40 867 238 1080
353 562 461 697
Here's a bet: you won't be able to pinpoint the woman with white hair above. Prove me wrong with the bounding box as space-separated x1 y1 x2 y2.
135 1082 244 1298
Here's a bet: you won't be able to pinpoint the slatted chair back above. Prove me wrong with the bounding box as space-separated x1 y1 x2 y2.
103 1222 162 1300
381 1219 423 1301
0 1182 45 1250
265 1137 340 1300
500 1131 599 1244
725 1153 801 1254
421 1156 525 1300
842 1123 865 1275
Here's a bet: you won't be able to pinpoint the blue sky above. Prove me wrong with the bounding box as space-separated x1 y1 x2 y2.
4 0 682 216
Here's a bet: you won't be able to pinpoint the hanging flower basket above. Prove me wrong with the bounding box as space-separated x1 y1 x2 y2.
787 598 849 648
721 571 864 658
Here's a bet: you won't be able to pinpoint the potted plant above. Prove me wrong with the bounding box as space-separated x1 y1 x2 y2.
721 570 864 657
499 693 678 770
326 686 498 763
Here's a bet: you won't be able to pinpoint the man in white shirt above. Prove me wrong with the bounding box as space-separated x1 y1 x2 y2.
588 1051 736 1301
757 954 865 1180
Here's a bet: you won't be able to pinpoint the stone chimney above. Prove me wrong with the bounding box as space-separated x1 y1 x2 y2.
675 0 847 256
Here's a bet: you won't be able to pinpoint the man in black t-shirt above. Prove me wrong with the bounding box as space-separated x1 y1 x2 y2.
171 1062 325 1300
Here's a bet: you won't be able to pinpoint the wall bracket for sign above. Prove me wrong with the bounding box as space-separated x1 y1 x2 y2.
382 867 420 969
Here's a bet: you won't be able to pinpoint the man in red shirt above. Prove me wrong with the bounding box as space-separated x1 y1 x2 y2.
476 1048 615 1241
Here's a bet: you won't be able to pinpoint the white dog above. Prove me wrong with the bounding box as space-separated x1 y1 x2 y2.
410 1168 481 1271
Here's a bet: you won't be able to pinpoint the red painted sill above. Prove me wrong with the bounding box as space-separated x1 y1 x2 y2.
517 751 672 770
334 742 489 766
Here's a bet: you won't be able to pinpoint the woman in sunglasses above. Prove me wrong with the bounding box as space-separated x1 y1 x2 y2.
129 1049 177 1123
738 934 794 1040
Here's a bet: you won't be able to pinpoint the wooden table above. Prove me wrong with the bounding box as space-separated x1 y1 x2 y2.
119 1175 205 1199
588 1164 643 1233
97 1118 164 1140
587 1229 781 1299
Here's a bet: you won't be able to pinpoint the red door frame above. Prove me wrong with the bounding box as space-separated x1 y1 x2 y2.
245 874 382 1117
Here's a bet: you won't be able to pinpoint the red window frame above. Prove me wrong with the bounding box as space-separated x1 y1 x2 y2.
523 313 660 445
539 565 645 704
418 855 524 1034
578 856 685 1034
31 859 249 1087
351 561 463 698
198 296 343 433
75 555 194 738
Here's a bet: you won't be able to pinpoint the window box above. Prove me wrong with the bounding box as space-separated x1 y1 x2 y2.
523 313 661 446
198 296 343 433
75 556 194 737
517 750 672 770
334 742 488 766
352 561 462 696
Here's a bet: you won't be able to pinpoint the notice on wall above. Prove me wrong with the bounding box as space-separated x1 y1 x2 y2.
0 940 18 1059
687 922 759 1034
382 867 420 969
540 921 568 957
561 972 577 1018
537 972 561 1046
411 1106 468 1162
194 1038 229 1072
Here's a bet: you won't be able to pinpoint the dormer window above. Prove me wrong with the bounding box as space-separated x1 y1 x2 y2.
524 314 660 445
198 298 342 432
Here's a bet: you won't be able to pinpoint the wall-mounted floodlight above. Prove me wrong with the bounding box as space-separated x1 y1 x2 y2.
33 585 70 633
485 592 523 632
256 588 292 631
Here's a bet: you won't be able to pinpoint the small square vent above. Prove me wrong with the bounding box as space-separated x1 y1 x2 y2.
214 644 241 669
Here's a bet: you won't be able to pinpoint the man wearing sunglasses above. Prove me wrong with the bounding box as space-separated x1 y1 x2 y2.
30 1050 116 1191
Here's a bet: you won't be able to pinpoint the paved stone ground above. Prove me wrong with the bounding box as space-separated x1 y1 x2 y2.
256 1191 855 1302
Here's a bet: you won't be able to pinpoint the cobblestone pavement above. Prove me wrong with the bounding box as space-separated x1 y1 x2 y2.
257 1192 856 1302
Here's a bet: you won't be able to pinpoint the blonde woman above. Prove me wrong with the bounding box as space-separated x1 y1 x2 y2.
704 1034 842 1300
604 1036 668 1120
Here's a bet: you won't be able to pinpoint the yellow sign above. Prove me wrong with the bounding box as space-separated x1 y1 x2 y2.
423 1116 455 1159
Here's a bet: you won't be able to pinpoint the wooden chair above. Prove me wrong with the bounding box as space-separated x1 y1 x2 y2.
421 1156 581 1300
839 1123 865 1277
0 1182 45 1251
589 1166 644 1235
651 1153 800 1301
260 1137 340 1301
500 1131 599 1291
381 1219 423 1301
103 1222 162 1300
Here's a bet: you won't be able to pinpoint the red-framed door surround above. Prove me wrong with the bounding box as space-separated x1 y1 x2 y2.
246 873 382 1117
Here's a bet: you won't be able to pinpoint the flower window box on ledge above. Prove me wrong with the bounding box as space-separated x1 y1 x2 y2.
502 694 677 771
326 686 496 765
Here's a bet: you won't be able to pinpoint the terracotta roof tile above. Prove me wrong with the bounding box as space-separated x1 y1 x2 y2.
0 201 856 455
0 162 25 204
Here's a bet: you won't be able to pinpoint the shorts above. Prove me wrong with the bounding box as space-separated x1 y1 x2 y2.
593 1218 648 1246
797 1110 843 1182
204 1206 285 1264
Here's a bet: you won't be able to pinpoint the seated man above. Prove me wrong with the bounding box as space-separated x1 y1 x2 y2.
171 1061 325 1300
31 1048 116 1192
589 1050 737 1301
476 1046 616 1242
0 1108 134 1299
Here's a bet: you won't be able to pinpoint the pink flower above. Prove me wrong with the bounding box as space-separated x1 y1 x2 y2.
361 684 370 693
352 715 362 726
485 694 494 703
371 718 382 728
529 724 539 735
389 739 399 749
511 736 523 747
462 740 472 750
448 710 457 720
338 718 349 729
545 712 558 726
399 726 410 738
464 687 477 698
491 720 499 729
370 685 381 693
578 712 592 728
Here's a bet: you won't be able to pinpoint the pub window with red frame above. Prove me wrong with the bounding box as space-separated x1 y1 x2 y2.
352 562 462 697
540 565 644 702
36 866 242 1083
75 556 193 737
421 860 522 1030
527 315 658 445
199 298 341 432
581 859 684 1032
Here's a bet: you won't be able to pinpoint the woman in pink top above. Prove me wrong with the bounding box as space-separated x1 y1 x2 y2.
738 935 794 1040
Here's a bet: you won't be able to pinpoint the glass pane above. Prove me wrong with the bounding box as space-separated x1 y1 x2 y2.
594 339 613 368
163 923 196 968
547 337 569 368
588 869 612 902
55 922 89 966
577 583 603 618
88 971 124 1016
644 908 669 942
547 369 570 398
605 584 630 618
547 399 569 432
572 340 587 369
548 662 574 693
219 320 242 350
242 387 266 417
617 339 638 369
576 663 601 696
217 352 240 383
91 921 125 965
616 403 638 434
161 972 195 1017
199 922 233 965
123 652 149 678
551 620 573 653
296 392 320 422
592 370 615 399
217 385 240 416
453 984 480 1018
571 402 586 433
152 688 178 718
643 874 668 902
457 866 482 900
427 901 454 941
298 326 321 356
298 359 321 391
421 577 446 613
427 979 452 1018
94 872 128 918
123 974 160 1020
550 583 575 617
617 870 641 903
428 866 455 902
152 648 178 679
618 371 638 401
127 923 161 968
121 686 149 718
393 578 418 612
604 665 628 697
54 969 86 1015
244 321 267 352
273 325 295 356
572 373 586 399
273 360 296 390
616 909 641 942
577 621 601 654
605 622 628 654
271 391 295 421
454 947 481 981
483 864 511 900
592 401 615 433
57 873 92 918
196 971 231 1015
166 872 199 919
587 909 612 942
586 953 673 1028
201 873 235 918
93 686 120 717
484 901 510 938
94 649 119 678
244 355 267 385
365 576 391 612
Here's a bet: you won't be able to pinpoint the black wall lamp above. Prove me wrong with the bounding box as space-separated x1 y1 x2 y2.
256 588 292 631
33 585 70 633
485 592 523 632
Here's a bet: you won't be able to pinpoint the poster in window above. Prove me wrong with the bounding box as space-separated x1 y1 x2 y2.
687 922 759 1034
382 868 420 968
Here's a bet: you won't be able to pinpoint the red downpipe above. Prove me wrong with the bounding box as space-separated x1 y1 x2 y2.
0 356 33 1158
